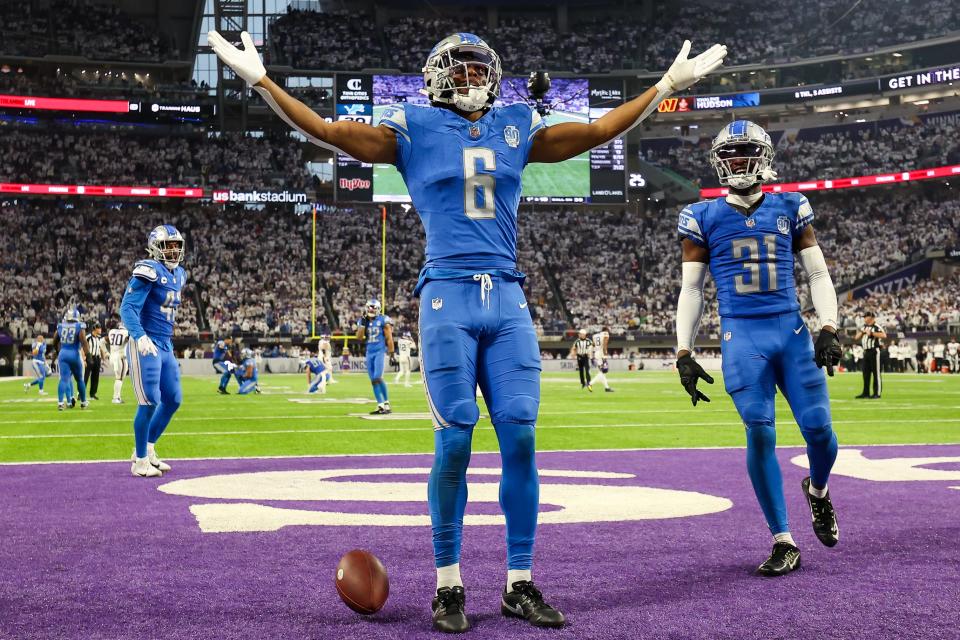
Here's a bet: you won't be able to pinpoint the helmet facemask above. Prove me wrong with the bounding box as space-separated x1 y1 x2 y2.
710 141 775 190
147 226 185 269
422 38 501 113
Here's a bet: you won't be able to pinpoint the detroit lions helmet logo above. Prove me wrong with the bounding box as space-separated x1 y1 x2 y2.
504 125 520 148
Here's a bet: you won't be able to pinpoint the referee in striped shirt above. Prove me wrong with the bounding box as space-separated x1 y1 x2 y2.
571 329 594 392
855 312 887 399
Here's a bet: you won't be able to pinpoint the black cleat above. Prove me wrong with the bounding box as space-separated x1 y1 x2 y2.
757 542 801 576
604 387 615 393
432 586 468 633
69 398 77 409
370 406 392 415
91 394 99 400
501 581 565 628
869 395 881 399
802 477 839 547
854 394 870 399
217 387 230 395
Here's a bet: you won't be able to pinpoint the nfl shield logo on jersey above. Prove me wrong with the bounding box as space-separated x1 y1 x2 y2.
745 218 757 228
724 331 732 341
432 297 443 310
469 125 481 139
504 125 520 148
777 215 790 235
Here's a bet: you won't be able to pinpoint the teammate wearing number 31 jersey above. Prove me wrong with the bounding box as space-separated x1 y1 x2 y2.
119 225 185 478
209 27 727 632
675 120 843 578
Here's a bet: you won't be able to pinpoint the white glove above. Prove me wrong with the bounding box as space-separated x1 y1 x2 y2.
656 40 728 94
207 30 266 86
137 335 159 357
760 167 779 182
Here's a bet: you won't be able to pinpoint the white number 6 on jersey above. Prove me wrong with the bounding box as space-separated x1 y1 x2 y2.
463 148 496 220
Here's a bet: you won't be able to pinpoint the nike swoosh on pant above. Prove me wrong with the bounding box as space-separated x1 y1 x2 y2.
519 302 528 309
794 327 804 334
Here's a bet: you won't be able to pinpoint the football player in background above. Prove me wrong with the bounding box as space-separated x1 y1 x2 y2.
947 336 959 373
209 28 725 632
24 334 50 395
212 336 234 394
53 308 89 410
107 320 130 404
356 299 393 414
318 333 336 383
306 351 329 394
395 330 416 387
236 348 260 395
120 225 185 478
675 121 842 576
591 326 614 392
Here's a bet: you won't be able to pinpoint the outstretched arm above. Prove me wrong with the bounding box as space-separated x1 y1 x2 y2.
529 40 726 163
208 31 396 164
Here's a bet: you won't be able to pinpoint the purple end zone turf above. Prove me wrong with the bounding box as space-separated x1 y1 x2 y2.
1 445 959 639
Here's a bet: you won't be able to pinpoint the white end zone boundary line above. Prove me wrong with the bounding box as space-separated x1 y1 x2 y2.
3 442 960 467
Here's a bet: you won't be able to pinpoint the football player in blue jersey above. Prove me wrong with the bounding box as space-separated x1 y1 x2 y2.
213 337 234 394
235 348 260 395
120 225 185 478
24 334 50 396
52 309 89 410
675 121 843 577
356 299 394 414
306 351 329 394
210 29 726 631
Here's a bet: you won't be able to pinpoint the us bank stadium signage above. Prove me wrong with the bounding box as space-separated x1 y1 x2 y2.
211 189 307 204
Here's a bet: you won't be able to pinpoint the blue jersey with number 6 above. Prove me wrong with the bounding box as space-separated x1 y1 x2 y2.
677 192 814 318
119 258 185 348
378 102 544 293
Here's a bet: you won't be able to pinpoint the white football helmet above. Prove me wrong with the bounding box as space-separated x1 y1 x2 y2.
709 120 776 190
365 299 382 318
421 33 501 113
147 224 185 269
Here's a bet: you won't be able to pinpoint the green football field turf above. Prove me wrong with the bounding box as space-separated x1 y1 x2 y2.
2 371 958 463
371 108 590 200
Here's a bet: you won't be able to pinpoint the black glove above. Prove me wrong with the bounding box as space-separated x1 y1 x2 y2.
814 328 842 376
676 353 714 406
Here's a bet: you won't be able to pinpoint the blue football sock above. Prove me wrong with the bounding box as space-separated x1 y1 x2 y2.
802 424 838 489
134 405 156 458
745 423 788 534
372 383 384 404
377 381 389 402
147 400 180 443
219 371 232 389
429 426 473 567
494 422 539 570
75 375 87 403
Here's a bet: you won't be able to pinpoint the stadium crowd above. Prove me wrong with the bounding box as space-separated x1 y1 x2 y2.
268 0 958 73
2 188 958 347
0 0 173 61
0 127 310 191
643 112 960 187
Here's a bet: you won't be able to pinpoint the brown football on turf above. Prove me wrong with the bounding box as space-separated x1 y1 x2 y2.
335 549 389 614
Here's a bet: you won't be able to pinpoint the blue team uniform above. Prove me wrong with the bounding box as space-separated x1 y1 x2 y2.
120 258 184 458
29 341 49 390
678 192 838 535
358 314 392 405
236 357 259 395
307 357 328 393
213 339 233 390
56 322 87 404
380 101 545 570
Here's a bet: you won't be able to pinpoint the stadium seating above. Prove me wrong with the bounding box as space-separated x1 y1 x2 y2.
642 112 960 187
267 1 959 73
4 186 956 343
